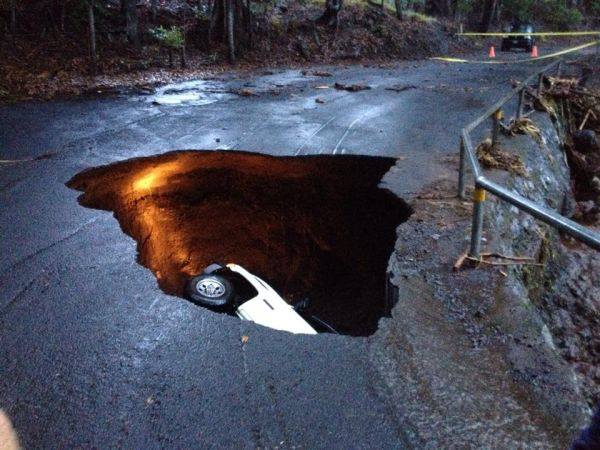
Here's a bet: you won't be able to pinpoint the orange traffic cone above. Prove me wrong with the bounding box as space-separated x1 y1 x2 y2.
531 45 539 58
488 46 496 58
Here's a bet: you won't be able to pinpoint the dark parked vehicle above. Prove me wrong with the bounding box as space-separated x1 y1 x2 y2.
501 23 536 52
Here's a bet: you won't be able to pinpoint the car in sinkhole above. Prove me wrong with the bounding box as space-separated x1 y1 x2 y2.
186 263 338 335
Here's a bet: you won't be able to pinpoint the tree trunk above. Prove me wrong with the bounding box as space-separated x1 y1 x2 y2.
226 0 235 63
208 0 221 44
316 0 343 28
9 0 16 34
246 0 253 49
479 0 498 32
394 0 403 19
123 0 140 48
87 0 97 74
450 0 458 19
60 0 67 33
151 0 158 23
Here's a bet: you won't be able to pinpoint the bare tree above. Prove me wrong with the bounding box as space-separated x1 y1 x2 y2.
150 0 158 23
9 0 16 33
207 0 252 63
479 0 499 32
123 0 139 48
316 0 343 28
226 0 235 63
394 0 403 19
87 0 97 73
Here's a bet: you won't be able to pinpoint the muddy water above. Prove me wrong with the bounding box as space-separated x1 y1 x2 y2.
67 151 411 335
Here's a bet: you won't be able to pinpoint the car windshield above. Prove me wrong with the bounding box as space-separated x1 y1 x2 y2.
512 24 533 33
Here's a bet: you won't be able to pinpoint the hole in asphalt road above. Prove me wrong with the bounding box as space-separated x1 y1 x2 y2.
67 151 412 336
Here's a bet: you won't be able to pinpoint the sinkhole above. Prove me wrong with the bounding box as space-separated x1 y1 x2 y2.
67 151 412 336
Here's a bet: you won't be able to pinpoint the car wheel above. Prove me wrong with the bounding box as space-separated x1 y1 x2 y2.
186 274 235 308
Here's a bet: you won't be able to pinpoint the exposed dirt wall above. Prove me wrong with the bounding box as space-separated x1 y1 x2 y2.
67 151 412 335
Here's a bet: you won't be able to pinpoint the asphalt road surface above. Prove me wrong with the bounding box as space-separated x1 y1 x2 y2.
0 55 564 448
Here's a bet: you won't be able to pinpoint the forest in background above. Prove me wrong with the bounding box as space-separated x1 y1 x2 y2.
0 0 598 100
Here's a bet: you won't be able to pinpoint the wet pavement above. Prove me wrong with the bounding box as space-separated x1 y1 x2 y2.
0 56 566 447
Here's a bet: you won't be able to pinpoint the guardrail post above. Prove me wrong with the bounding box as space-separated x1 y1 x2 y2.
516 88 526 118
458 138 466 199
469 186 486 258
537 72 544 97
491 109 503 146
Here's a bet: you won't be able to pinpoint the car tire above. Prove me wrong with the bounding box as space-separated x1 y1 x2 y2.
186 274 235 308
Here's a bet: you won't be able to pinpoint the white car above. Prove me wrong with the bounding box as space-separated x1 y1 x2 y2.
186 263 322 335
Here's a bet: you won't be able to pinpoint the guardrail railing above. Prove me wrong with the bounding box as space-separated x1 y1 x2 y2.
458 59 600 257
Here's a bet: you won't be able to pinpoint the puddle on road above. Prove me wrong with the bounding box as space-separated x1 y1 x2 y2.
67 151 411 336
145 79 235 106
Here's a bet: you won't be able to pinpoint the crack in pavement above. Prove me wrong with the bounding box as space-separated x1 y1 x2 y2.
238 323 264 448
0 216 101 280
0 271 45 316
49 110 167 161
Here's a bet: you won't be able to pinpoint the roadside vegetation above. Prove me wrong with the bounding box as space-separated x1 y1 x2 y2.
0 0 598 100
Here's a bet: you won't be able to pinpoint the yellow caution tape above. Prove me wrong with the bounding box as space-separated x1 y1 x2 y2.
432 40 599 64
459 31 600 37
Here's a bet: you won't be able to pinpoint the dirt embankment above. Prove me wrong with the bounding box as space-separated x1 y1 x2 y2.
67 151 412 336
0 3 462 101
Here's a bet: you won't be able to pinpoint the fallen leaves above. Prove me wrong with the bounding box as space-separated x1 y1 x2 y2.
476 138 526 177
505 117 542 142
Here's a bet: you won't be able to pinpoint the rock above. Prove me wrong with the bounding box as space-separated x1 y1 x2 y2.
333 82 371 92
572 200 599 222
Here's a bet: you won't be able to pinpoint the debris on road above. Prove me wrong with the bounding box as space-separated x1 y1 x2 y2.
301 70 332 77
385 84 417 93
231 88 257 97
315 98 325 104
334 82 371 92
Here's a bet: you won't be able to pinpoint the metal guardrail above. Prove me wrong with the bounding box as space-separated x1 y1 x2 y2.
458 59 600 257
